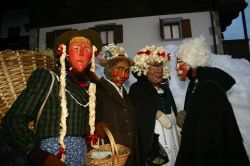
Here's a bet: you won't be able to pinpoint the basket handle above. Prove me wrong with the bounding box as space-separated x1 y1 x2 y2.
103 127 119 156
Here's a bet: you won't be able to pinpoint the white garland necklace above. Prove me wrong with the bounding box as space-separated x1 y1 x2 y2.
88 46 99 148
58 44 68 162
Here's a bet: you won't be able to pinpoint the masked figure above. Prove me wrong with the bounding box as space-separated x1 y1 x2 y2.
94 43 140 166
129 45 179 166
1 29 102 166
175 36 250 166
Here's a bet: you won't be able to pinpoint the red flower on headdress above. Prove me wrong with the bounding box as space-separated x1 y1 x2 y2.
145 50 151 55
167 53 171 61
137 50 151 55
56 44 64 56
137 51 144 55
157 51 166 58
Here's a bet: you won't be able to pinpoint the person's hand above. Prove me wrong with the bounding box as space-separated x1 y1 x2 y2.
176 110 186 128
156 111 172 128
95 122 108 139
27 147 65 166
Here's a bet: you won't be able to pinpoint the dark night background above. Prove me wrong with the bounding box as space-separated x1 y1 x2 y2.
1 0 247 32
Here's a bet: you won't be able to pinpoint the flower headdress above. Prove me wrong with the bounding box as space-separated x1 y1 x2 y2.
176 36 211 68
102 43 128 58
131 45 171 79
99 43 134 67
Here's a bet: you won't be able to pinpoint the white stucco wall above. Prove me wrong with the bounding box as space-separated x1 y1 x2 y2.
39 11 213 58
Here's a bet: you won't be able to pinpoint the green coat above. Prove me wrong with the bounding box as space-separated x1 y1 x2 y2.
2 68 89 154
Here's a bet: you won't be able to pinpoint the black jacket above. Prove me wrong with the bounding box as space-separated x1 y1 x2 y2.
129 77 177 165
184 66 236 111
96 78 139 166
175 67 250 166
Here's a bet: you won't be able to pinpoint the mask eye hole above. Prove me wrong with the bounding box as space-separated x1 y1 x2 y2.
73 46 80 51
84 48 91 52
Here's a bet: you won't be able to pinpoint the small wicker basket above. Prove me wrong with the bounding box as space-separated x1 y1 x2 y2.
85 127 131 166
0 49 54 127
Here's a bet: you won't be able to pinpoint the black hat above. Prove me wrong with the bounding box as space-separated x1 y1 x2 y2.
54 29 102 53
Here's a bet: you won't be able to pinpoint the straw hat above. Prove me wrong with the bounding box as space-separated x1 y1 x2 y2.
99 43 134 67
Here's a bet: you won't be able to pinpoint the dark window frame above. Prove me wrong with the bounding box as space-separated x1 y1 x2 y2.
90 24 123 45
160 18 192 41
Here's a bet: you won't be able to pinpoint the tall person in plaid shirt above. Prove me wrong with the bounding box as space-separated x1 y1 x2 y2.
1 29 102 165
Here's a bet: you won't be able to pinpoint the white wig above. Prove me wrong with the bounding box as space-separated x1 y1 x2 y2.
176 36 211 68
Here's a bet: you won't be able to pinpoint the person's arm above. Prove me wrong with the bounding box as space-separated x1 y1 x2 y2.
94 81 108 139
2 69 51 153
176 110 187 128
128 83 140 109
2 68 65 165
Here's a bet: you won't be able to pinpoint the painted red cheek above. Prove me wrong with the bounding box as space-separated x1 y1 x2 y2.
112 71 119 78
180 64 188 71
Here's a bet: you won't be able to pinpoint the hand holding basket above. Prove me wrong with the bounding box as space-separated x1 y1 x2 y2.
85 127 130 166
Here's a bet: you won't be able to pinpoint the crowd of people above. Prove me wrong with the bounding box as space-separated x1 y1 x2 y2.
0 30 249 166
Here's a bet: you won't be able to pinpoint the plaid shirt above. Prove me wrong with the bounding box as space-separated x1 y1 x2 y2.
2 68 89 154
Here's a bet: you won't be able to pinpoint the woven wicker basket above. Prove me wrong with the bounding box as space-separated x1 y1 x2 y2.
0 49 54 124
85 127 131 166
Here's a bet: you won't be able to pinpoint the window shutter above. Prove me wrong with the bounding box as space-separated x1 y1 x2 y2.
114 25 123 43
159 19 164 39
46 32 54 48
181 19 192 38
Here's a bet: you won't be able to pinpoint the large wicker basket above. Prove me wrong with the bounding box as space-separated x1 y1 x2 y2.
85 127 131 166
0 49 54 122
